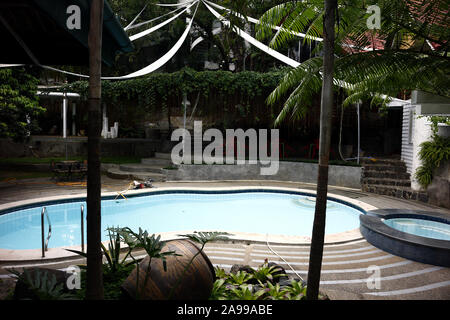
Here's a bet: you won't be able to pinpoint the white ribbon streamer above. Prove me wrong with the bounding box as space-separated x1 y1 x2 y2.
156 1 195 7
190 27 221 51
39 2 199 80
124 4 148 30
126 6 184 31
106 4 198 79
204 0 323 42
203 1 300 68
129 1 198 42
0 64 25 68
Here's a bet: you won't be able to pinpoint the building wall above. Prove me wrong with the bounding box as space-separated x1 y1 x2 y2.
0 136 161 158
164 162 362 189
401 105 414 174
401 104 433 190
401 91 449 193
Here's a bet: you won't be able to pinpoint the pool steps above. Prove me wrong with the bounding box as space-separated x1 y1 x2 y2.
106 153 173 181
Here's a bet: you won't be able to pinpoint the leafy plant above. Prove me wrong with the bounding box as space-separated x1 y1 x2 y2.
55 68 287 130
284 279 307 300
228 284 266 300
0 68 45 142
251 261 284 284
415 118 450 188
209 263 313 300
209 278 228 300
101 227 135 273
66 226 136 274
114 227 179 300
262 282 290 300
228 271 254 286
8 268 74 300
214 266 230 280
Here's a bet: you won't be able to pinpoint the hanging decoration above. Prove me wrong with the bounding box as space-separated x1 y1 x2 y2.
204 0 323 42
126 6 184 31
202 1 300 68
124 4 148 30
129 1 197 42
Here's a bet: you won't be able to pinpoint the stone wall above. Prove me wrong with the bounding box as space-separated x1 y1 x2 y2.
0 136 161 158
164 161 362 189
427 161 450 209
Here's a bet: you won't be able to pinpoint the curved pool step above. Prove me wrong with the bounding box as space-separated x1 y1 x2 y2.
119 164 163 174
140 158 173 167
106 167 166 182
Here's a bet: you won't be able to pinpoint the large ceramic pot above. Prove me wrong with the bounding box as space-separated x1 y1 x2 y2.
122 239 216 300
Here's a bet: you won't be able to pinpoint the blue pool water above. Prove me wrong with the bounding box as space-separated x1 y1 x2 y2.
0 192 363 250
383 218 450 241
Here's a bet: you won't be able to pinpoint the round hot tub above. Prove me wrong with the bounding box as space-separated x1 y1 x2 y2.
360 209 450 267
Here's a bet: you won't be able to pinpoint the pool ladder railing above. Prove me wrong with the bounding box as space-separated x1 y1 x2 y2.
41 207 52 258
41 205 85 257
81 205 85 253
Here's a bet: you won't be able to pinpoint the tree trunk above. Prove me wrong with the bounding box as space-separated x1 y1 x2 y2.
86 0 104 300
306 0 337 300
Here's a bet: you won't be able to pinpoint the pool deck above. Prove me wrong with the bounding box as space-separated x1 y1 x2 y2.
0 176 449 300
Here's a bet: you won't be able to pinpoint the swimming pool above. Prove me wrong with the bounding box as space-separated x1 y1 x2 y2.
360 209 450 267
0 190 364 250
383 218 450 241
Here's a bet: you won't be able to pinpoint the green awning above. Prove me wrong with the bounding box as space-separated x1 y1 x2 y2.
0 0 133 66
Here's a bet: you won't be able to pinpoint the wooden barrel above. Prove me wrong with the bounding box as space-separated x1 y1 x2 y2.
121 239 216 300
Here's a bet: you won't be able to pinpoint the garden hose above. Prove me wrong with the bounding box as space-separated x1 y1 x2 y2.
265 234 305 282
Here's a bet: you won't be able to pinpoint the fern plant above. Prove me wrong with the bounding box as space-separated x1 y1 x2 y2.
9 268 74 300
415 134 450 188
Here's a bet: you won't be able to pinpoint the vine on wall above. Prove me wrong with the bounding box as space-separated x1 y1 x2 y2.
58 68 289 131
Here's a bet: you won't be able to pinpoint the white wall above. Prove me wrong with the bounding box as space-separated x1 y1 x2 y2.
410 109 433 191
401 105 414 174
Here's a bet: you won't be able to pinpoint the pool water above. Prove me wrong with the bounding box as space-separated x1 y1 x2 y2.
383 218 450 241
0 192 363 250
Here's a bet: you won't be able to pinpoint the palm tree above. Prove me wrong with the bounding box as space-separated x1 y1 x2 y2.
86 0 104 300
255 0 449 299
258 0 449 117
304 0 337 300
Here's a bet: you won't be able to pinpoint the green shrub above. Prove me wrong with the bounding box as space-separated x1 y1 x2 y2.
209 265 323 300
415 128 450 188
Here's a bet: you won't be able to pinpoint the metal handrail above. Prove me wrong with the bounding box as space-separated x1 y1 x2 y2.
41 207 52 257
81 205 85 253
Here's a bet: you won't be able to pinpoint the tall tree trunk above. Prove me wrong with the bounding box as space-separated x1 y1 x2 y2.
86 0 104 300
306 0 337 300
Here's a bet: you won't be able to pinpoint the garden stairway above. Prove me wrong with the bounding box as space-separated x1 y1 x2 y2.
361 158 429 203
106 152 173 182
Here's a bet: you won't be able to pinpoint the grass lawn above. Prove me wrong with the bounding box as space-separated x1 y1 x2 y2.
0 156 141 181
0 170 53 180
0 156 141 165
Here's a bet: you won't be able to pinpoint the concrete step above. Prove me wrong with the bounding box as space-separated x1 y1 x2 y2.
106 168 166 182
361 177 411 187
362 184 429 203
362 164 407 173
119 164 163 174
154 152 172 160
140 158 173 166
360 158 404 166
362 170 410 180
